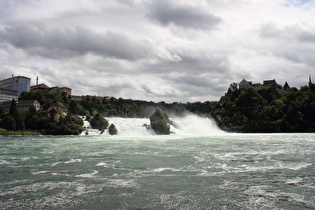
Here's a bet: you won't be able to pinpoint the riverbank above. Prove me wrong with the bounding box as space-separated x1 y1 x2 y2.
0 129 41 136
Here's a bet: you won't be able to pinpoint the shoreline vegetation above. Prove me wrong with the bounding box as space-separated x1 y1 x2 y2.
0 129 41 136
1 81 315 135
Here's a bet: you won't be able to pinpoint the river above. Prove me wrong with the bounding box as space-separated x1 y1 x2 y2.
0 116 314 209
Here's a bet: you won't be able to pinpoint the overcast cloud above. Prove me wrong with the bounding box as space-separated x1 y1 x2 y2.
0 0 315 102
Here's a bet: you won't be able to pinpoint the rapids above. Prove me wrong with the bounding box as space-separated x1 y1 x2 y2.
0 116 314 209
83 115 224 136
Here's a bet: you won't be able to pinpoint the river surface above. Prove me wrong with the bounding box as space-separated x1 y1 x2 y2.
0 117 314 209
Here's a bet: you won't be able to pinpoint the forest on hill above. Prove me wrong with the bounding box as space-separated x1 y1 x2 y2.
211 83 315 132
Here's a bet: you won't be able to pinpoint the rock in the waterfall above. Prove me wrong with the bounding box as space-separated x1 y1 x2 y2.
90 113 109 131
150 109 171 135
108 123 118 135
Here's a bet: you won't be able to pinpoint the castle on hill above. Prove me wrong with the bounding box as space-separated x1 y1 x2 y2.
238 79 291 95
238 76 314 95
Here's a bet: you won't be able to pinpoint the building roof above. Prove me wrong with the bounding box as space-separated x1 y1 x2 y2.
263 79 277 84
51 102 66 108
0 99 40 105
283 81 290 88
0 76 31 81
14 76 31 79
59 87 71 90
31 83 50 90
18 99 40 104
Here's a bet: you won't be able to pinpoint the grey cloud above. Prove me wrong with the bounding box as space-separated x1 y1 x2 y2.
116 0 136 7
146 1 222 30
298 31 315 43
143 53 231 100
145 51 230 76
259 23 282 39
0 24 153 61
258 22 315 64
260 22 315 43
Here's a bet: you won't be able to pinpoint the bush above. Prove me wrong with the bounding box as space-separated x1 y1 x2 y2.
47 116 83 135
1 115 16 130
151 119 170 135
150 110 170 135
90 113 109 130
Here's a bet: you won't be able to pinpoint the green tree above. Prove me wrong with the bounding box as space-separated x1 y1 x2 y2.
0 105 6 118
8 99 25 130
150 110 171 135
48 116 83 135
69 100 82 115
25 105 40 130
90 113 109 130
9 99 18 117
1 115 16 130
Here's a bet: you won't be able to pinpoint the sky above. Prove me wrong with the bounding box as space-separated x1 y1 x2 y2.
0 0 315 102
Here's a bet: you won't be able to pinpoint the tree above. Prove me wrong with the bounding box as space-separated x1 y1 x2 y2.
150 110 171 135
7 99 24 130
0 105 6 117
237 88 266 108
9 99 18 118
90 113 109 131
229 82 238 92
47 116 83 135
1 115 16 130
69 100 81 115
25 105 39 130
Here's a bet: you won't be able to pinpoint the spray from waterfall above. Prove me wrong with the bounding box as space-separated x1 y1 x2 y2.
81 115 224 136
171 115 224 135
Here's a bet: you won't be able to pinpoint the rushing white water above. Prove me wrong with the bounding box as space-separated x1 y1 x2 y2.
171 115 224 135
1 132 315 209
83 115 223 136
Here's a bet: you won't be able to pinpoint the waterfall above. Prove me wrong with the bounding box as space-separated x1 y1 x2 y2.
107 117 154 136
170 115 223 135
81 115 223 136
81 116 104 135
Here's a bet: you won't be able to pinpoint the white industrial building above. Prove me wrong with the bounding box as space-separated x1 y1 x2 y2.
0 76 31 96
0 87 19 103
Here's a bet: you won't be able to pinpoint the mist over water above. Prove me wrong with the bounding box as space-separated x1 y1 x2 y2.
1 118 314 209
85 115 224 136
171 115 224 135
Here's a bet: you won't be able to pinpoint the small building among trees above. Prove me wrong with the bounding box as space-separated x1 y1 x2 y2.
31 83 72 97
0 99 40 112
47 102 68 121
238 79 291 95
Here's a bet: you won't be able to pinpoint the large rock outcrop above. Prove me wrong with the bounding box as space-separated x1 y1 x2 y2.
150 109 171 135
108 123 118 135
90 113 109 131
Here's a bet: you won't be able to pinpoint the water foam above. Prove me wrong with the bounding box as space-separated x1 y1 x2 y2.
64 159 82 164
171 115 223 135
82 115 223 136
76 170 99 178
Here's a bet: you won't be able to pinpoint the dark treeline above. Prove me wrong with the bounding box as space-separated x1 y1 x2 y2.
18 90 215 118
212 83 315 132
